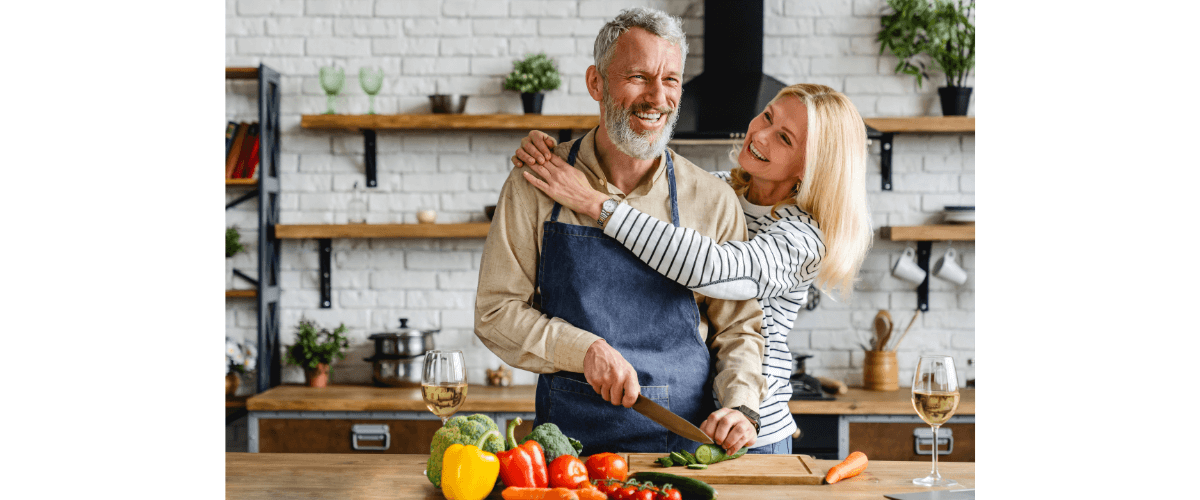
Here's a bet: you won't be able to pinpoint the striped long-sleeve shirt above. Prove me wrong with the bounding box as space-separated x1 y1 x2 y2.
601 171 826 448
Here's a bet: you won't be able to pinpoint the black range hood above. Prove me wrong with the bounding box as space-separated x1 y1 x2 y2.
674 0 787 139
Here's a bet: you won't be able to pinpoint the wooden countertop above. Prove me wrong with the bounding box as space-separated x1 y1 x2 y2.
226 453 974 499
248 384 974 416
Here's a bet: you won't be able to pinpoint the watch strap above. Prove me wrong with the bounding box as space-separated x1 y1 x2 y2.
597 199 616 227
733 405 760 433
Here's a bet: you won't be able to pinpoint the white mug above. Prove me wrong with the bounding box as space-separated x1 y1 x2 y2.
932 247 968 285
892 247 927 284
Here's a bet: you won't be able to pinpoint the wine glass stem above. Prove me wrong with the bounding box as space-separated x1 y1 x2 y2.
930 424 941 478
368 95 376 115
440 415 449 425
326 94 335 114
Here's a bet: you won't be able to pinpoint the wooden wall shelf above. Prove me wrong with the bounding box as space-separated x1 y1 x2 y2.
300 113 598 132
226 178 258 186
275 223 490 239
226 67 259 80
226 289 257 298
881 224 974 241
863 117 974 134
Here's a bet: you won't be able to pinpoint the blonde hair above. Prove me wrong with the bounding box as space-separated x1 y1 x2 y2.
728 83 873 300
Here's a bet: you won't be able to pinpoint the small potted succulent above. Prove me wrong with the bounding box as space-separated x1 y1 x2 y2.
226 337 258 396
285 320 350 388
503 53 562 114
877 0 975 115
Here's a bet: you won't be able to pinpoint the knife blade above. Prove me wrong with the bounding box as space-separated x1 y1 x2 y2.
631 395 715 445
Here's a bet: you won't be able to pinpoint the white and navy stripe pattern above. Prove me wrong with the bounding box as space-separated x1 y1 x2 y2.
602 170 825 447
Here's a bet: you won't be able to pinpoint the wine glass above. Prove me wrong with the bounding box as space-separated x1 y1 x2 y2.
359 66 384 115
319 66 344 115
911 355 960 486
422 350 467 424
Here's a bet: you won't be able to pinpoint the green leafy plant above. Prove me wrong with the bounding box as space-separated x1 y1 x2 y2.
877 0 975 88
503 53 562 94
285 320 350 370
226 227 246 258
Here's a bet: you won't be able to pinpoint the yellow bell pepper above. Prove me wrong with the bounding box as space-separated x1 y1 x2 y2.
441 429 501 500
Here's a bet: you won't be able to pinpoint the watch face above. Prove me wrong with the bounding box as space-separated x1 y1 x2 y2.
603 199 617 212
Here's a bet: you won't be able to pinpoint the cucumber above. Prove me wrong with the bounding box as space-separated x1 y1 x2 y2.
657 456 674 467
694 444 748 465
686 464 708 470
629 471 716 500
681 450 698 465
669 451 688 466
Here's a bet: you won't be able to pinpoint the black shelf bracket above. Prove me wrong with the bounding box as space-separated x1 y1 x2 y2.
880 132 895 191
363 129 377 188
319 238 332 308
232 268 259 288
916 241 932 311
226 189 259 210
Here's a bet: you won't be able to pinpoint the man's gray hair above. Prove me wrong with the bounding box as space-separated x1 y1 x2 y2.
593 7 688 79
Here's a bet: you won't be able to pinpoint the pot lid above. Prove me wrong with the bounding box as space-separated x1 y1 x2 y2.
363 353 423 362
370 317 441 338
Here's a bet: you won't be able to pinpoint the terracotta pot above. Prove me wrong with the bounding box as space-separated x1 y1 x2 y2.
863 351 899 391
226 372 240 396
305 363 330 388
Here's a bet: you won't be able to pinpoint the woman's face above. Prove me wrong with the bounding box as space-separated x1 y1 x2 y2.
738 95 808 184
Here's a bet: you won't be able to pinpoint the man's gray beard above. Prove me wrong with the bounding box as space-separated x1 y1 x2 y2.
602 91 679 161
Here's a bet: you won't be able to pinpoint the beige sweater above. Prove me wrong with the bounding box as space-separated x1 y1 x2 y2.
473 129 766 413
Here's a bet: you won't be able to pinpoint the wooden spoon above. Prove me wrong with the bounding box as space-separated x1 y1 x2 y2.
888 310 921 351
872 310 892 351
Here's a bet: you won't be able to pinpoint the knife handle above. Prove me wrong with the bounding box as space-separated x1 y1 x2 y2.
816 376 848 395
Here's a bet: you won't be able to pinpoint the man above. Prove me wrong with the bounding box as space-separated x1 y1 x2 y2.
474 7 764 456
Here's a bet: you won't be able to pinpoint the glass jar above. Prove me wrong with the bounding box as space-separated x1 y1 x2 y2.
348 181 367 224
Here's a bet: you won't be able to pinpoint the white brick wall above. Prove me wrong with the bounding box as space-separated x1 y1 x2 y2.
227 0 976 388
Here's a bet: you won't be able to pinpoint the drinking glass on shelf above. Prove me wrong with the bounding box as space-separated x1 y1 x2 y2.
422 350 467 424
359 66 384 115
911 355 960 486
319 66 344 115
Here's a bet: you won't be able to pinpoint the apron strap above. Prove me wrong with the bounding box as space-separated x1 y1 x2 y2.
551 138 680 227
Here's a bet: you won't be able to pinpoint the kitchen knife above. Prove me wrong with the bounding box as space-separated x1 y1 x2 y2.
631 395 716 445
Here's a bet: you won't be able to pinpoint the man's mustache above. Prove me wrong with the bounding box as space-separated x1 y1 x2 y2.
626 102 675 115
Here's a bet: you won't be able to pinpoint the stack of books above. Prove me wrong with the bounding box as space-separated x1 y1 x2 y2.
225 121 260 179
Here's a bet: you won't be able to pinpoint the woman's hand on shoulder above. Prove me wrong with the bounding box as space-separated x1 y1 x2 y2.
511 130 558 168
522 153 608 221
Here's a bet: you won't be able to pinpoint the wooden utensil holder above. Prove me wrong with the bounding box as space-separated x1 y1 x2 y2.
863 351 899 391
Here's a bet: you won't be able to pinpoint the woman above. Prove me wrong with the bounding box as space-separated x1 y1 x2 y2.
512 83 872 454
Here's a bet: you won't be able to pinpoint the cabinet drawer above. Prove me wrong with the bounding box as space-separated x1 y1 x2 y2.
847 422 974 462
257 418 535 454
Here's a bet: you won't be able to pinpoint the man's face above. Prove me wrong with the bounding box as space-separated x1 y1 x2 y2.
592 27 684 160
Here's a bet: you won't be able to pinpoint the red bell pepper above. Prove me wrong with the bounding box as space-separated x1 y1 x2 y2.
548 455 589 489
496 418 550 488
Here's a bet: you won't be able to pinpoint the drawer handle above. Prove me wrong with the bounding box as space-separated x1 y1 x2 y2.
351 424 391 451
913 427 953 456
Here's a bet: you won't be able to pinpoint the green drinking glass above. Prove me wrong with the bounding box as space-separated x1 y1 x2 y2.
359 66 384 115
319 66 345 115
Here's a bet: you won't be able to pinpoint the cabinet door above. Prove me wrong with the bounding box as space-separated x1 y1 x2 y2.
257 418 536 454
847 422 974 462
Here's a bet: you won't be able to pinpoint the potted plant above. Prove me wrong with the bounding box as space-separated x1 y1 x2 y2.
877 0 975 115
226 337 258 396
226 226 246 258
285 320 350 388
503 53 562 114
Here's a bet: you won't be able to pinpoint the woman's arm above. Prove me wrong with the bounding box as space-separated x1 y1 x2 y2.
602 203 825 300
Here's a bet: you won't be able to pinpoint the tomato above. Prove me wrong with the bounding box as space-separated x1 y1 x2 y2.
616 484 640 500
633 487 657 500
548 455 590 489
585 452 629 482
655 487 682 500
597 479 621 496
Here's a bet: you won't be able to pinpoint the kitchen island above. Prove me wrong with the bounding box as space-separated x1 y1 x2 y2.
226 452 974 499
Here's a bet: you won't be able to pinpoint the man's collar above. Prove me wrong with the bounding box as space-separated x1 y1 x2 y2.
575 128 669 198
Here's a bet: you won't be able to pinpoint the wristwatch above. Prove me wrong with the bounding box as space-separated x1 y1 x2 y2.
597 199 618 227
733 405 760 433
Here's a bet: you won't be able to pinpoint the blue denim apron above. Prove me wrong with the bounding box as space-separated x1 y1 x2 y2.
533 138 714 455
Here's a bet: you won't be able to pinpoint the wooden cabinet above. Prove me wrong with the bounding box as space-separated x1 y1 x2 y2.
847 421 974 462
256 416 534 454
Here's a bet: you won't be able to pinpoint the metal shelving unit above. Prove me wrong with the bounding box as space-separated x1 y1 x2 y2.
226 65 282 393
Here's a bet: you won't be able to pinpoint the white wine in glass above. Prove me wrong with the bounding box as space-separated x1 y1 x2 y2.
422 350 467 424
911 355 960 487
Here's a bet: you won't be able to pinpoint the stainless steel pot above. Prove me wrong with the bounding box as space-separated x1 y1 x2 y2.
368 318 440 357
364 354 424 387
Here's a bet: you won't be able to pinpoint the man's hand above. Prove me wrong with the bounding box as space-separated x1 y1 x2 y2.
583 339 640 407
700 408 757 455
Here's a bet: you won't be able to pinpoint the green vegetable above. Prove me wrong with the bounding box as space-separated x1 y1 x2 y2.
519 422 584 465
669 451 687 466
694 444 748 465
656 456 674 467
629 472 717 500
681 450 698 465
426 414 506 487
686 464 708 470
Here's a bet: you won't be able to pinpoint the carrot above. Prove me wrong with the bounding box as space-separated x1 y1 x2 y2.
824 451 869 485
502 487 555 500
545 488 580 500
574 486 607 500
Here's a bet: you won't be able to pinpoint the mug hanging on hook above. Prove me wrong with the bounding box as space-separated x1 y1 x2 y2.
932 244 967 285
892 247 926 284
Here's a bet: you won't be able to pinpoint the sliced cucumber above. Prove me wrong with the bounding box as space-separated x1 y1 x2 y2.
686 463 708 470
694 444 748 465
669 451 688 466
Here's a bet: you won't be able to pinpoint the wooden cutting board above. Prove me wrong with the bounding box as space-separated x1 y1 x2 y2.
622 453 824 485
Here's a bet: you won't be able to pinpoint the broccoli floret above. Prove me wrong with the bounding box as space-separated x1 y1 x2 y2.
426 414 505 487
519 423 584 465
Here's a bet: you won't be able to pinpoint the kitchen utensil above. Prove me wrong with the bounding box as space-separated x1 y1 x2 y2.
363 353 423 387
863 350 899 391
888 310 921 352
884 490 975 500
631 395 715 444
942 205 975 224
892 247 927 284
932 247 968 285
368 317 440 357
622 453 822 484
815 376 849 395
873 310 893 351
789 354 834 401
911 355 960 486
429 94 468 114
